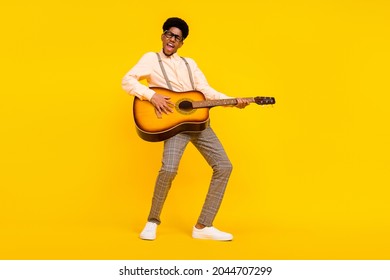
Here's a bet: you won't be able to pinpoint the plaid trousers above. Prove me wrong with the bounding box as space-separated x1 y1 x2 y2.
147 126 233 227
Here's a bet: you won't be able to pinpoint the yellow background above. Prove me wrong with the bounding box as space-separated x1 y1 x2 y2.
1 0 390 259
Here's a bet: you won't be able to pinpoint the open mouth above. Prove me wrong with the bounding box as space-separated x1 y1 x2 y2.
166 43 175 51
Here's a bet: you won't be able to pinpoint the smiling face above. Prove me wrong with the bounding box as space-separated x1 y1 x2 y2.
161 27 184 56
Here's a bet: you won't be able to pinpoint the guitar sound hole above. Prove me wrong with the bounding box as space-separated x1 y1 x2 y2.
178 100 193 112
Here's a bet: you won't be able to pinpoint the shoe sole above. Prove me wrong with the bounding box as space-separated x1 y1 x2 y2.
192 233 233 241
140 235 156 240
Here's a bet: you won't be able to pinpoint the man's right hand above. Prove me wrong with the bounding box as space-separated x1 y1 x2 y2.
150 93 174 118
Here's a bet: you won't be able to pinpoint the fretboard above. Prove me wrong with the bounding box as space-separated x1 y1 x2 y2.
192 98 255 109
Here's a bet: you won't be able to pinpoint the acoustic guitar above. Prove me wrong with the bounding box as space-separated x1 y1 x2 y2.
133 87 275 142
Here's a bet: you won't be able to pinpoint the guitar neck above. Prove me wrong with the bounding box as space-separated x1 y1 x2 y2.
192 98 255 109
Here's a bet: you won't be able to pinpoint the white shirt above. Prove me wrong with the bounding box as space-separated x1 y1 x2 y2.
122 50 230 101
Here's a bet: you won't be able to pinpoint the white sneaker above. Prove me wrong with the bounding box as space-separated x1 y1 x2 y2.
139 222 157 240
192 226 233 241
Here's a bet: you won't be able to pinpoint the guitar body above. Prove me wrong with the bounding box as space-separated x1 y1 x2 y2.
133 87 210 142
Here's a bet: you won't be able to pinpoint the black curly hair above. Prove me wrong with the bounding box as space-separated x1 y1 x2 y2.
162 17 189 40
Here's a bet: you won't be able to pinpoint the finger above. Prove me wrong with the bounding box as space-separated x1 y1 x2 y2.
165 106 174 113
154 108 162 119
161 106 170 114
162 100 174 113
166 102 174 112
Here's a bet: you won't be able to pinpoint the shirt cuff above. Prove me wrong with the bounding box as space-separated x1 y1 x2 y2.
142 88 156 101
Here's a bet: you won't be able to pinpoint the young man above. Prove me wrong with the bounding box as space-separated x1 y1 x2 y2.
122 17 249 241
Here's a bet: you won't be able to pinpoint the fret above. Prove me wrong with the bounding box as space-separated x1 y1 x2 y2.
192 98 256 109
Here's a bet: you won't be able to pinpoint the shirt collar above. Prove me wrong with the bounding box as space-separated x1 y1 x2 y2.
159 50 181 61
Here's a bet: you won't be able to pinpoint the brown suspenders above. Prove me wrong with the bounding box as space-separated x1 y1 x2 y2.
156 53 195 90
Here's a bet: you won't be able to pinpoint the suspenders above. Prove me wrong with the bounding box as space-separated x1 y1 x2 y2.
156 52 195 90
181 56 195 90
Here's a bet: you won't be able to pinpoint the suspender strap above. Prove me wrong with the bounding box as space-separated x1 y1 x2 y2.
156 53 195 91
156 53 173 90
180 57 195 90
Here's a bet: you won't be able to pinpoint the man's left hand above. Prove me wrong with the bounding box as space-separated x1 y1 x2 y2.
235 98 250 109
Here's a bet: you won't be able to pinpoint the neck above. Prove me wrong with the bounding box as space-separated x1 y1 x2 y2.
162 50 175 57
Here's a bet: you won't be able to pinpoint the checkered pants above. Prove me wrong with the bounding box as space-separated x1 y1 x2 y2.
147 126 233 227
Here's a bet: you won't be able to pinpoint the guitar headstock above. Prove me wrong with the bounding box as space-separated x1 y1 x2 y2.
254 96 276 105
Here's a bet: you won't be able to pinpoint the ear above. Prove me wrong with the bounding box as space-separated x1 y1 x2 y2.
178 41 184 48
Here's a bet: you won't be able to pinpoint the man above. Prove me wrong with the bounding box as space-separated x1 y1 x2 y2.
122 17 249 241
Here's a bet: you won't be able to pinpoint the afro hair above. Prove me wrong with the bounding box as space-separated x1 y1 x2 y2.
162 17 189 40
